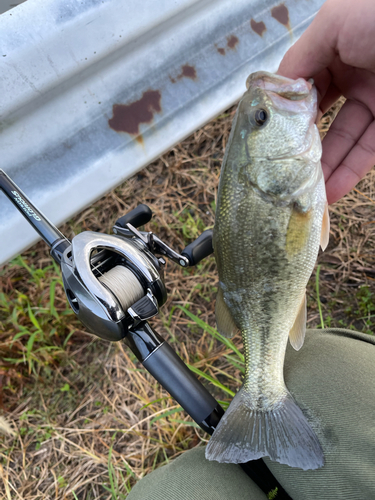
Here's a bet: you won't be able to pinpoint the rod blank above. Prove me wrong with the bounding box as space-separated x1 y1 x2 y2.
0 169 69 248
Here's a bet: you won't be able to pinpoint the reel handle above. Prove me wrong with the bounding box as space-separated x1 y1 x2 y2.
113 205 214 267
115 204 152 229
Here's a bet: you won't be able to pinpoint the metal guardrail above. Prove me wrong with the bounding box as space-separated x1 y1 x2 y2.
0 0 325 265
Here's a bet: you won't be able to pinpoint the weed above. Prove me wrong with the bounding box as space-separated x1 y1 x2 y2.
58 476 68 488
171 206 207 243
0 254 78 376
267 487 279 500
356 286 375 317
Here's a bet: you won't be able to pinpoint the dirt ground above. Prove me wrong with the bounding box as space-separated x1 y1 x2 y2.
0 98 374 499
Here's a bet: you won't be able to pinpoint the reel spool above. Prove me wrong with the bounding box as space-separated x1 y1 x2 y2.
98 265 145 311
60 231 167 342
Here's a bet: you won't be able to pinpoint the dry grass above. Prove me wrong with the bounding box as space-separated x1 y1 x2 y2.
0 99 374 498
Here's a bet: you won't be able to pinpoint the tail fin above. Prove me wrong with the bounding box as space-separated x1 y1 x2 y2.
205 387 324 470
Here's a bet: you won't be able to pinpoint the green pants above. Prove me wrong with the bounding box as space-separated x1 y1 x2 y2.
128 329 375 500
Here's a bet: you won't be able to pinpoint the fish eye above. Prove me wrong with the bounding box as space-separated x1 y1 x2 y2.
254 109 268 126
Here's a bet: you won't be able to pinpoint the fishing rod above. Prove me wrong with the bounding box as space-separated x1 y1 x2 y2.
0 169 292 500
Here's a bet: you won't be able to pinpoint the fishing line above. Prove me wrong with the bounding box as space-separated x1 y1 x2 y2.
98 265 144 311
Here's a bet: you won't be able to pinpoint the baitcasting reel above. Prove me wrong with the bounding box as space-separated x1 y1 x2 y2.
60 204 213 343
0 170 213 343
0 169 292 500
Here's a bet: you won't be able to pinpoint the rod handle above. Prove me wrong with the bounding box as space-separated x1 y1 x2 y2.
143 341 220 428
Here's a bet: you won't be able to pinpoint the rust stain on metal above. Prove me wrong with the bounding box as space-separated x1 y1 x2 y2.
170 64 197 83
271 3 292 38
108 90 162 135
250 19 266 36
271 4 289 26
227 35 239 49
217 47 226 55
135 135 144 146
178 64 197 80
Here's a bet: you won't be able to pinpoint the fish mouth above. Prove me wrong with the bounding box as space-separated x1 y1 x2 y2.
246 71 312 100
245 71 317 117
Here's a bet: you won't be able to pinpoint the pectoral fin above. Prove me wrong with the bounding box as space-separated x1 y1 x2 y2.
289 291 307 351
286 208 312 257
320 203 330 251
215 287 238 338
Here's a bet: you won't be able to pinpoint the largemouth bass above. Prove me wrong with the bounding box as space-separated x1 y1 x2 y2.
205 71 329 470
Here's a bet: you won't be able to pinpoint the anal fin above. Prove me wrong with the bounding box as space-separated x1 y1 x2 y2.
215 287 238 338
320 203 330 251
289 290 307 351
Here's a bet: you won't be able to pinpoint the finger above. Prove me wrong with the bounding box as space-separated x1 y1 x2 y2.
321 99 373 182
328 63 375 117
319 82 342 115
315 77 341 122
307 68 337 112
277 2 340 80
324 120 375 204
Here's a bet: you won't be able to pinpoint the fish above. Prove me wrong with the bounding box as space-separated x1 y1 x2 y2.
205 71 330 470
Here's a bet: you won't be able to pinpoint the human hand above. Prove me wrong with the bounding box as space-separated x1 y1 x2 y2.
278 0 375 204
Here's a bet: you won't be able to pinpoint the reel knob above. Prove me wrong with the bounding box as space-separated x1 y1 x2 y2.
115 204 152 229
181 229 214 266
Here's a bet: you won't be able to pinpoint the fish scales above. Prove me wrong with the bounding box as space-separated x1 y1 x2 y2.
206 71 328 470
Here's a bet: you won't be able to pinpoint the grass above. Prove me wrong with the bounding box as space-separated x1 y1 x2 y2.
0 98 374 497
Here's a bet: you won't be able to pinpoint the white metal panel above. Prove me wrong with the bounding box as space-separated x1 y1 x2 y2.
0 0 325 265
